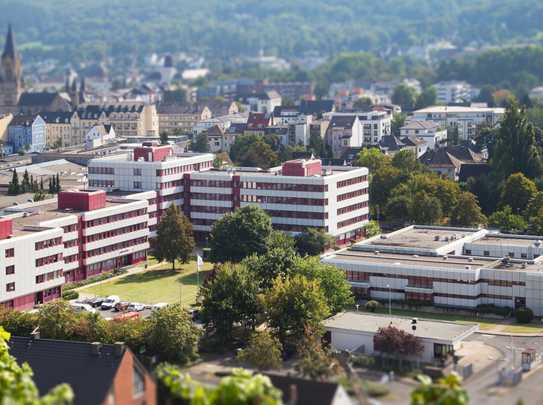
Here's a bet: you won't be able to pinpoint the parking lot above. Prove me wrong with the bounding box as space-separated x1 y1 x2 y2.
71 296 159 321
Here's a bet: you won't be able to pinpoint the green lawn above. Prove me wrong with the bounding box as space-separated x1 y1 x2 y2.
79 260 212 306
367 307 543 334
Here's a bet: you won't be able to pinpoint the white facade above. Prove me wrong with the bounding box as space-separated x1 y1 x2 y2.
400 120 447 149
412 106 505 141
434 81 473 104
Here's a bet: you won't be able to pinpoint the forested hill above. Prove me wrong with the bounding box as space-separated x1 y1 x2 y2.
0 0 542 64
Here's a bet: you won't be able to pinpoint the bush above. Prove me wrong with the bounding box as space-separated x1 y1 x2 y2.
365 300 380 313
62 290 79 300
63 268 128 290
351 354 376 368
361 380 390 398
515 307 534 324
476 304 511 317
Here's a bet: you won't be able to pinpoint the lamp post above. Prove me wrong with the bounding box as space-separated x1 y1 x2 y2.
387 284 391 316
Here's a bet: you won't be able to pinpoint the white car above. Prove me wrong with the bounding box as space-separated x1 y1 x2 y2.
151 302 168 311
128 303 145 312
70 302 96 314
100 295 120 310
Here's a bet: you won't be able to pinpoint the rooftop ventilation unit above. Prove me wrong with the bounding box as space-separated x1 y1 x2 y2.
434 235 440 241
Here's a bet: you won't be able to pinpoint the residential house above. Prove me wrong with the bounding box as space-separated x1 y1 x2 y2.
245 90 282 114
7 113 46 153
9 338 156 405
244 112 272 136
201 124 226 153
203 99 239 117
263 81 314 103
400 120 447 149
272 106 313 146
157 103 211 135
39 111 74 149
265 374 351 405
299 99 335 117
85 124 116 149
419 145 485 180
17 91 72 114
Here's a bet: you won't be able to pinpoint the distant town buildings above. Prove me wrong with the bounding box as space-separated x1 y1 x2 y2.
434 81 479 104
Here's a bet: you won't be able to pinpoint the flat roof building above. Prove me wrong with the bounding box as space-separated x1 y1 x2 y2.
324 312 478 363
322 225 543 316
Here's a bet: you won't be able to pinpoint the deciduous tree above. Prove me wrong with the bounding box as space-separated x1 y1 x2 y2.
500 173 537 215
237 330 283 371
450 192 486 227
294 228 334 256
154 205 195 270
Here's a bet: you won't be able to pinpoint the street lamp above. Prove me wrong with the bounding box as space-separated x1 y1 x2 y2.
387 284 391 316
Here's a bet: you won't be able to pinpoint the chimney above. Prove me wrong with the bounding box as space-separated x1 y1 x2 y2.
114 341 125 357
90 342 102 356
287 384 298 405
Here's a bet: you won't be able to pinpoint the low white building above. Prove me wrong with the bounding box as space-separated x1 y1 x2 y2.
400 120 447 149
434 81 476 104
85 124 116 149
324 312 478 363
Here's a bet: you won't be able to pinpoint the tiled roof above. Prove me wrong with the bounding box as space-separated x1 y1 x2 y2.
18 92 61 107
329 114 356 128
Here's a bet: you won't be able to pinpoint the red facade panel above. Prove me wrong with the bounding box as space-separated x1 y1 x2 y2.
13 293 35 310
282 159 322 177
134 145 172 162
0 217 13 240
58 190 107 211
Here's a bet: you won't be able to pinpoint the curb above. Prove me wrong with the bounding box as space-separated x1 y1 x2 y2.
476 330 543 338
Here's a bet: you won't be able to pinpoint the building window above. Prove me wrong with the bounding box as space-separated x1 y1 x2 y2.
483 251 489 257
465 249 472 255
5 265 14 275
133 181 142 189
5 248 14 258
133 168 142 176
6 282 15 292
133 366 145 398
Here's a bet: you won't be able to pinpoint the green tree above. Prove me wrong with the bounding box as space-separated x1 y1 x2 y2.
37 301 80 340
353 97 373 111
0 327 74 404
528 207 543 235
294 228 334 256
230 134 279 169
209 205 273 263
145 304 201 363
363 220 381 237
7 169 20 195
237 330 283 371
385 193 412 222
21 169 30 192
157 366 281 405
200 263 259 342
160 131 169 145
500 173 537 215
243 241 298 290
391 149 421 173
192 132 209 152
154 205 195 270
391 113 407 136
264 275 330 348
524 192 543 219
33 190 47 202
450 192 486 227
365 300 380 312
392 84 417 112
411 191 442 225
308 132 325 157
415 86 437 109
447 125 460 146
491 102 543 180
56 173 61 193
355 147 391 173
293 256 354 314
410 373 468 405
295 327 340 381
488 206 527 233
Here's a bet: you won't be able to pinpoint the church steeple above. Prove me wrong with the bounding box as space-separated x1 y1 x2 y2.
2 24 16 60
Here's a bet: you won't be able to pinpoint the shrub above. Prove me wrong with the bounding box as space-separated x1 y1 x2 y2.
62 290 79 300
365 300 380 313
362 380 390 398
63 268 128 290
515 307 534 324
476 304 511 317
351 354 376 368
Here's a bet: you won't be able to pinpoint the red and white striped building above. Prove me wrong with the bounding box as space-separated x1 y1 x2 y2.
87 144 370 241
0 189 150 309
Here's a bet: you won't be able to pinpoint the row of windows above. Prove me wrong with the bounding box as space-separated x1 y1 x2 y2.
36 270 63 284
84 222 147 243
191 192 231 201
336 201 368 216
36 253 62 267
344 271 527 288
337 214 368 229
337 188 368 202
161 192 183 202
251 195 327 206
265 210 327 220
35 237 62 251
89 179 114 188
160 179 183 189
84 209 147 228
191 206 231 214
88 166 114 175
64 253 79 263
337 176 368 189
86 258 117 277
244 183 328 192
63 224 78 233
191 179 232 188
64 239 79 249
156 162 208 177
84 237 148 258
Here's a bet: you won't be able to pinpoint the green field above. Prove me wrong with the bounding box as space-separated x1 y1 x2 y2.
79 260 212 306
368 307 543 334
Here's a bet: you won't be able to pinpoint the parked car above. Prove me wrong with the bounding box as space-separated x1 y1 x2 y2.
151 302 168 311
88 297 106 308
114 302 130 312
100 295 120 310
113 312 140 322
128 303 145 312
70 303 96 314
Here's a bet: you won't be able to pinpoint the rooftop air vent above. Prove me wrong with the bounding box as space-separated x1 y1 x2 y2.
434 235 440 241
443 255 448 260
465 266 471 270
468 257 474 262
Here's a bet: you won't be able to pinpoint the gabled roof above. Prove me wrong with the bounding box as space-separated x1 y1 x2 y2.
458 163 491 182
203 124 224 136
299 99 334 115
401 136 426 146
157 103 204 115
225 122 246 134
329 114 356 129
401 120 440 131
272 105 300 117
18 92 62 107
9 337 131 405
446 145 484 163
9 113 36 126
419 148 463 168
78 103 144 117
246 112 270 128
39 111 73 124
265 373 344 405
379 135 405 151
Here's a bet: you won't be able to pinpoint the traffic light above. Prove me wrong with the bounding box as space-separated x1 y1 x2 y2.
411 318 417 332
